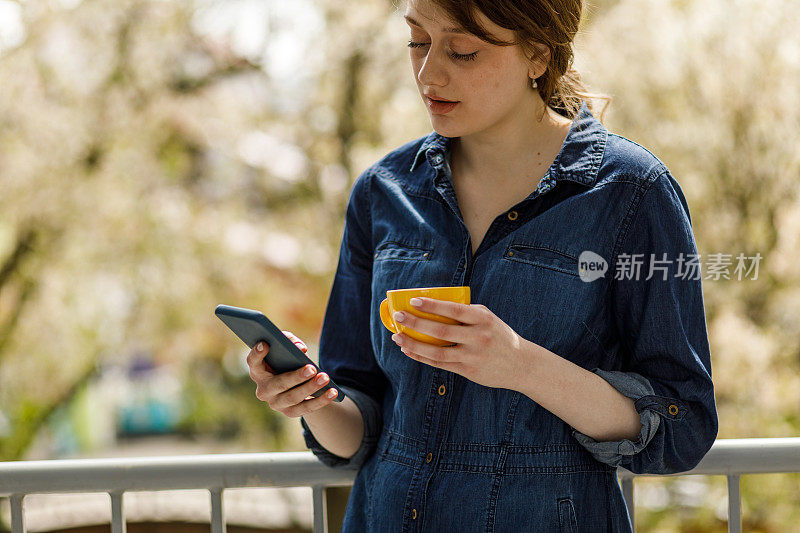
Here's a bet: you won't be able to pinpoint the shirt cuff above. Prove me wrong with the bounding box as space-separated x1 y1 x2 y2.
571 368 661 468
300 384 383 470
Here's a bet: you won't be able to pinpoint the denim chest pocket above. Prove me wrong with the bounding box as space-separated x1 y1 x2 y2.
374 241 433 262
491 242 608 364
371 240 437 373
372 241 434 297
502 244 579 277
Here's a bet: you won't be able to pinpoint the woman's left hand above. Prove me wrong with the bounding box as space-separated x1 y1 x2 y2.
390 297 532 390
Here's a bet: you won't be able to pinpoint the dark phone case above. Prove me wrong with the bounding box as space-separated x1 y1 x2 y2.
214 304 345 402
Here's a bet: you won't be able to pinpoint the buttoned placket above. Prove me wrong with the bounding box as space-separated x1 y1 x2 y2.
401 369 454 531
429 146 559 277
401 147 559 532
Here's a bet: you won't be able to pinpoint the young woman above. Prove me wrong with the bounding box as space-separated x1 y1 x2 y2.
246 0 718 530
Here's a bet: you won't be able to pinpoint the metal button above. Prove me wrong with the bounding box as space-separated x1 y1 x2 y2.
508 251 514 257
507 210 519 221
423 252 429 258
438 384 446 396
668 404 679 416
426 452 433 463
412 508 418 519
432 154 443 164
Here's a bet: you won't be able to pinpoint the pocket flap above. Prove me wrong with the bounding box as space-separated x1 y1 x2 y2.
503 244 578 276
374 241 432 262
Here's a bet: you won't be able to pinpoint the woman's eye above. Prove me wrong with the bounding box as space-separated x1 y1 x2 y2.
449 50 478 62
407 41 478 62
407 40 429 49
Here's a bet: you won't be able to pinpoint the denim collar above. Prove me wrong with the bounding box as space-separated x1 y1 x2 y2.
408 101 607 188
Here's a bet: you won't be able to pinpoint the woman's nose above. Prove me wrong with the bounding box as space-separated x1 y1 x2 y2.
417 49 449 87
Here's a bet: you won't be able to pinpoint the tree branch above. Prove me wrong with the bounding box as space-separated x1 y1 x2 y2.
0 226 37 291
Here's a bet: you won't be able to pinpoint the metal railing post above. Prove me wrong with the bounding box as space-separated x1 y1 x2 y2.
727 474 741 533
10 494 25 533
109 491 126 533
312 484 327 533
210 488 226 533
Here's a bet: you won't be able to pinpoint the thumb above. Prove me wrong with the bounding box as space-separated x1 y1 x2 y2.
255 342 277 373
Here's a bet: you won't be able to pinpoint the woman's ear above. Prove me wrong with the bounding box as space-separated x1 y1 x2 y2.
527 42 551 78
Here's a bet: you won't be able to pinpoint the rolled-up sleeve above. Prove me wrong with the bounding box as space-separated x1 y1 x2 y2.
300 168 389 470
572 369 662 467
572 167 718 474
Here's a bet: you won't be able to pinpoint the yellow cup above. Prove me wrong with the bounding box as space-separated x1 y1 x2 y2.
379 286 471 347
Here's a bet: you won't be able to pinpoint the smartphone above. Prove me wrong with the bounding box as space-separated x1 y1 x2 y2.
214 304 344 402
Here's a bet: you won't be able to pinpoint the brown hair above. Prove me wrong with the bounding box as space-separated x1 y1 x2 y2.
425 0 610 122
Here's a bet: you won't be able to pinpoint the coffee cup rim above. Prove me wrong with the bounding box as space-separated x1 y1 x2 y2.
387 286 468 294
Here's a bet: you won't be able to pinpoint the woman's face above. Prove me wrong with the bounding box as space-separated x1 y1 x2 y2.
405 0 542 138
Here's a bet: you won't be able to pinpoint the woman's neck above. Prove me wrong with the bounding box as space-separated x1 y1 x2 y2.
450 100 573 190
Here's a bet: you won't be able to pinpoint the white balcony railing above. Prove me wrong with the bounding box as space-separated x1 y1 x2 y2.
1 438 799 533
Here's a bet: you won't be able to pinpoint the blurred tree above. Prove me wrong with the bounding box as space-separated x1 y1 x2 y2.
0 0 335 459
0 0 428 460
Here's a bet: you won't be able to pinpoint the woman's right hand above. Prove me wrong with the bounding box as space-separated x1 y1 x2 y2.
246 331 339 418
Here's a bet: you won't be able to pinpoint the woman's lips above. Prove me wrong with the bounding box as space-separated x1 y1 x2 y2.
426 96 459 115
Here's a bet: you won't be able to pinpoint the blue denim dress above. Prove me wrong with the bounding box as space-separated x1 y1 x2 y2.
300 102 718 532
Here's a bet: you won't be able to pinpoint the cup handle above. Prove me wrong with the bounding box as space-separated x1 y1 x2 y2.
379 298 398 334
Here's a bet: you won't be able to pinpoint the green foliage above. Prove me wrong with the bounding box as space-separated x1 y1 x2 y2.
0 400 45 460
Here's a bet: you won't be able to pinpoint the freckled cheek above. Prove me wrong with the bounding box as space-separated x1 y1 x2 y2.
486 64 514 90
491 76 503 92
467 70 504 99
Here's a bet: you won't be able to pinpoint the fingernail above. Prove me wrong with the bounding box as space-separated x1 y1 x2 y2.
316 374 328 385
303 366 315 377
327 389 337 398
393 311 405 322
410 298 422 306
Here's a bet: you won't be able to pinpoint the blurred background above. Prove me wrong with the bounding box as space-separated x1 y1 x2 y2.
0 0 798 531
